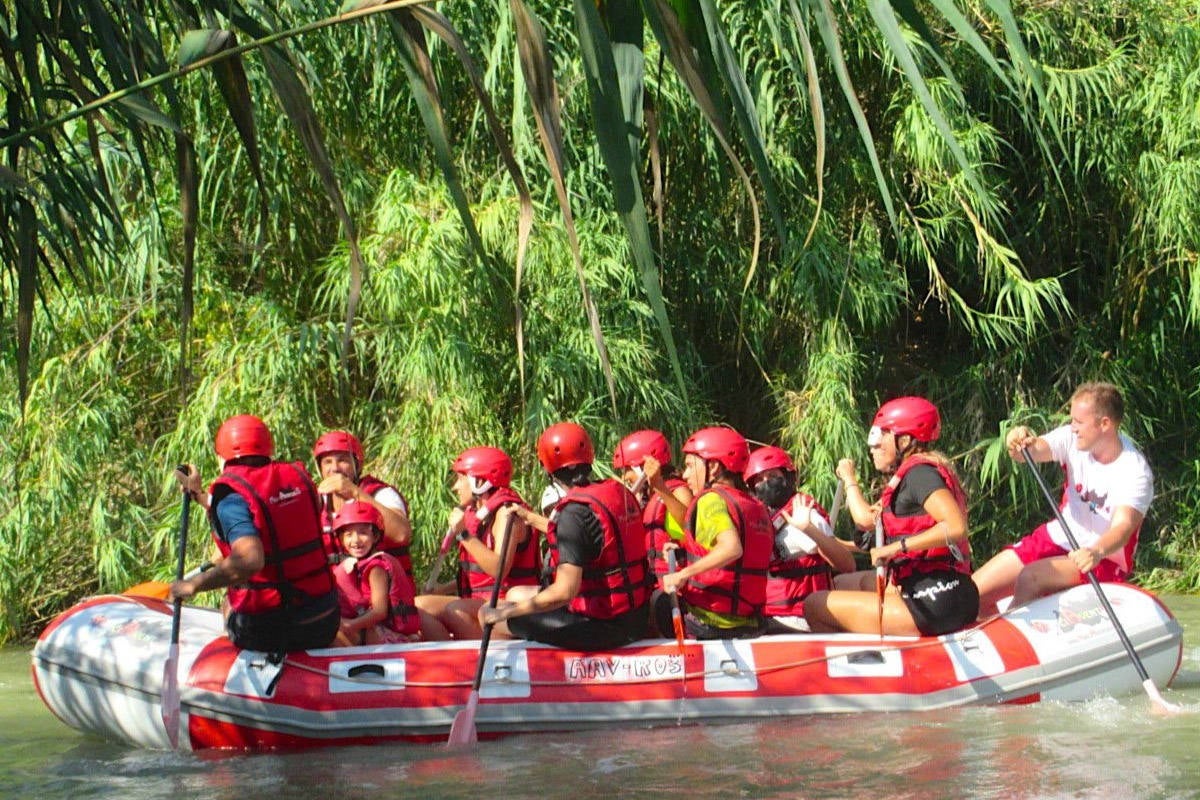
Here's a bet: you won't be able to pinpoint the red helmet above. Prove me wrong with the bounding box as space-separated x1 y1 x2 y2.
612 429 671 469
332 501 384 533
313 430 365 466
214 415 274 460
873 396 941 443
682 426 749 474
743 445 796 484
453 446 513 487
537 422 595 473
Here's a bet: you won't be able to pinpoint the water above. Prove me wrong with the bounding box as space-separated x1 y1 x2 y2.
6 597 1200 800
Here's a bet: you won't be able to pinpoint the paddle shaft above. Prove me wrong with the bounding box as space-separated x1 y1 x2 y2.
828 479 845 534
1020 447 1155 683
169 489 191 644
874 516 886 637
469 510 517 692
665 548 686 651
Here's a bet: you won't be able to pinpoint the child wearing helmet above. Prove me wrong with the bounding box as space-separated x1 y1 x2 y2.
414 446 540 639
331 501 422 646
480 423 651 650
743 446 856 633
803 397 979 636
612 429 693 583
170 415 339 653
312 430 415 582
656 426 774 639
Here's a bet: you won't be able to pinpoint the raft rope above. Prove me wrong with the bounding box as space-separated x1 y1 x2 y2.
277 608 1019 691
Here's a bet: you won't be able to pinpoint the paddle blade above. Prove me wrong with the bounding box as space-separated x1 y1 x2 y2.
447 690 480 747
1144 679 1186 716
671 607 686 653
124 581 171 600
161 643 181 749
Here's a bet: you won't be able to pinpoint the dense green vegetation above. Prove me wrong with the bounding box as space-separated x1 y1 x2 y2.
2 1 1198 642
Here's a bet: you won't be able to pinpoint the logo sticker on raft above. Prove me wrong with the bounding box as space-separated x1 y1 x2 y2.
563 654 684 682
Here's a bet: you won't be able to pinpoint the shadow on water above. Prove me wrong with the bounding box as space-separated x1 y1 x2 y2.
6 595 1200 799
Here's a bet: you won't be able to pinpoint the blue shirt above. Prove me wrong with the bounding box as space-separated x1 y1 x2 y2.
214 494 259 545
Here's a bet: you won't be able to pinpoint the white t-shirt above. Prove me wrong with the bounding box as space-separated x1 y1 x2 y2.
372 486 408 516
773 495 835 558
1042 425 1153 570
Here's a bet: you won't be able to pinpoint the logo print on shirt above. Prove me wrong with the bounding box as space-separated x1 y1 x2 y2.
1074 483 1108 515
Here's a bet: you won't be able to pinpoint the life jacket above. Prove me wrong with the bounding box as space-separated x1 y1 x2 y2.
209 461 334 615
318 475 413 580
681 486 773 617
644 477 689 579
763 493 833 617
546 478 650 619
333 551 419 636
456 487 541 600
879 456 971 582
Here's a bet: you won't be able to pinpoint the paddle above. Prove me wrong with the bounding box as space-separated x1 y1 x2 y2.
447 509 517 746
828 479 845 533
664 549 687 656
162 473 192 749
422 504 469 594
1021 446 1182 715
123 562 213 601
874 516 886 638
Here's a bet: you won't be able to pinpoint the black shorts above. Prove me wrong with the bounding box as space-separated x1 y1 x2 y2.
506 604 649 651
897 569 979 636
226 590 339 653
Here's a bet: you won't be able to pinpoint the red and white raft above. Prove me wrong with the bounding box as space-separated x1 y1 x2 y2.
33 583 1182 751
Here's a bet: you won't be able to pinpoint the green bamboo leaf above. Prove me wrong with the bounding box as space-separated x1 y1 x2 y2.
575 0 689 408
175 134 197 401
178 29 233 67
510 0 618 412
865 0 988 202
16 196 37 410
643 0 762 280
802 0 897 231
696 0 789 252
385 11 486 259
409 5 535 404
778 0 825 248
0 164 29 191
114 94 181 132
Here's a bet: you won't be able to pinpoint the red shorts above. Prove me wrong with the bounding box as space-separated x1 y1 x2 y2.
1009 523 1129 582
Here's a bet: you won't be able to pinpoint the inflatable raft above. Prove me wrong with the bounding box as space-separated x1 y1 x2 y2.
32 583 1183 751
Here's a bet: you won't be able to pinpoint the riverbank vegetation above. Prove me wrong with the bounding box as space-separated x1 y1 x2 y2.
2 1 1198 641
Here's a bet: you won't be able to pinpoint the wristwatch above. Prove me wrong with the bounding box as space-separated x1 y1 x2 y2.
455 530 470 544
899 537 909 554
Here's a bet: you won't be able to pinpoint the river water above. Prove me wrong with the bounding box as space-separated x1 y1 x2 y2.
5 596 1200 800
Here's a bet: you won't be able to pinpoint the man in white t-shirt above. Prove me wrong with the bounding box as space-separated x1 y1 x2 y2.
973 382 1154 616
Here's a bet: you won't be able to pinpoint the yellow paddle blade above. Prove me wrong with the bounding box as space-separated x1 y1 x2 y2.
123 581 170 600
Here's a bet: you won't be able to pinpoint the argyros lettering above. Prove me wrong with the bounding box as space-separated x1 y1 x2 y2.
564 654 683 683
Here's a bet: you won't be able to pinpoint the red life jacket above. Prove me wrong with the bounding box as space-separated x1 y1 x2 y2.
763 493 833 617
333 551 419 636
879 456 971 582
318 475 413 580
546 479 650 619
209 461 334 615
456 487 541 600
681 486 773 618
644 477 689 579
